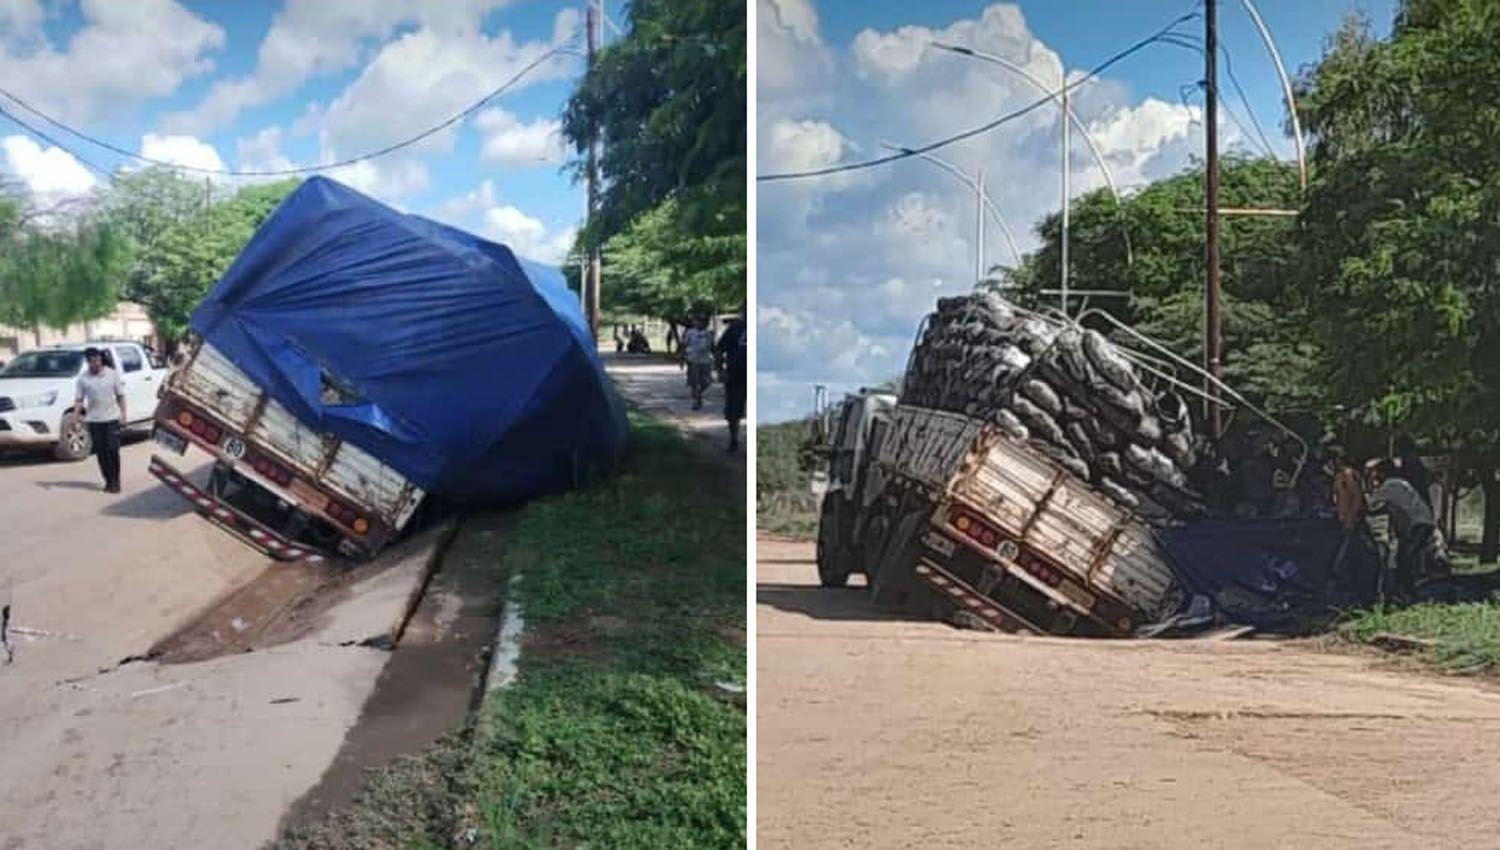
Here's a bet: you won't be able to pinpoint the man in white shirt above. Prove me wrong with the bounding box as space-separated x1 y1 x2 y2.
680 317 715 410
1366 458 1448 600
75 347 127 493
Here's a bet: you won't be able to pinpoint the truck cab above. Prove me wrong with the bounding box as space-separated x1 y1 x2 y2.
813 390 896 587
0 340 166 460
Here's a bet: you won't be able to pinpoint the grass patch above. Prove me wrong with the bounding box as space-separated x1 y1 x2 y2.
277 411 745 850
1339 603 1500 673
756 418 819 538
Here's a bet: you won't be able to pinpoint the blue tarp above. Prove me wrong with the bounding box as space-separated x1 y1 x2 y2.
1154 518 1383 632
190 177 625 504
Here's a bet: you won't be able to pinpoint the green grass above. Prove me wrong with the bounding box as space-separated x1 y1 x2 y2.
1339 603 1500 673
276 411 746 850
756 418 819 538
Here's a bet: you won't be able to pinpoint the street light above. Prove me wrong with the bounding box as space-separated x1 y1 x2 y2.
932 41 1137 314
878 142 1022 285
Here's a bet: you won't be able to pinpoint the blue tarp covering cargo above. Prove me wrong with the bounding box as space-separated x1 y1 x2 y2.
189 176 625 504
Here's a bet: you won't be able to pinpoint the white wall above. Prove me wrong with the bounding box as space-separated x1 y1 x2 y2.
0 302 157 360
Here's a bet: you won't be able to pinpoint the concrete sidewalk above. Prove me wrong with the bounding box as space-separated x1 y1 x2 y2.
602 351 745 471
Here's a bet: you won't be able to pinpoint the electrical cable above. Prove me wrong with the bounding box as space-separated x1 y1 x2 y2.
0 38 578 178
757 10 1200 183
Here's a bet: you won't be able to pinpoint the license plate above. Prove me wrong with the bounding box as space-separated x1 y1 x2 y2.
153 426 187 455
922 530 956 558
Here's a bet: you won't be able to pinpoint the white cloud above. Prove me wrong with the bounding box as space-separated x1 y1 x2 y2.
482 205 574 263
765 118 847 174
234 126 296 174
473 108 566 166
139 133 226 173
1 135 97 203
162 0 546 134
0 0 223 123
286 12 576 170
432 180 574 264
757 1 1243 422
325 158 430 201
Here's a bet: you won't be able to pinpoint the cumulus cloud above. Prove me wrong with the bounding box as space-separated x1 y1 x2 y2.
325 158 430 201
473 108 566 166
139 133 226 173
161 0 551 134
1 135 97 204
234 126 296 174
756 0 1244 421
0 0 223 123
433 180 574 264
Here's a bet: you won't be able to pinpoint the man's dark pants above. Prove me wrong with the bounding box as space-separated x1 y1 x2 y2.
88 421 121 489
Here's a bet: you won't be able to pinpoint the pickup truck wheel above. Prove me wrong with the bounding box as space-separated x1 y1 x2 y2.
816 497 852 588
53 413 92 461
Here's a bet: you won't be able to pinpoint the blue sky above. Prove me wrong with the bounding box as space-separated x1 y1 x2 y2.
757 0 1398 422
0 0 628 264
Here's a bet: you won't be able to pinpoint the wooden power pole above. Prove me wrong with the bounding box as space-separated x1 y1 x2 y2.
1204 0 1224 436
584 1 602 340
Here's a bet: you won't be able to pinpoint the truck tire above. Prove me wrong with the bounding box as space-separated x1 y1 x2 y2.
816 497 853 588
53 411 92 461
869 508 928 609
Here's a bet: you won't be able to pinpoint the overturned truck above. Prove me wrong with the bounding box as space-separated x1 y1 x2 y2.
150 177 626 560
816 292 1378 637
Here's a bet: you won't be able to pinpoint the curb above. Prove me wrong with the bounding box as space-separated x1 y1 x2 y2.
473 571 525 739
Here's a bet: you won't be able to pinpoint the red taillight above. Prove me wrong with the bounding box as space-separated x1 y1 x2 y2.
947 507 1005 551
201 423 221 443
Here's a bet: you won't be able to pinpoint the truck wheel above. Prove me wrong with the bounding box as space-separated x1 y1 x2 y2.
869 509 927 608
53 412 92 461
816 497 852 588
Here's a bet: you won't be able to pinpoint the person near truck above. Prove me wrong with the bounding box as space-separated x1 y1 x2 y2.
681 317 715 410
1392 434 1432 509
1366 458 1448 600
715 311 747 451
75 347 126 494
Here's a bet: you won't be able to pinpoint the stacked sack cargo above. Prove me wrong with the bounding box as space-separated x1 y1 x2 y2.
901 293 1208 523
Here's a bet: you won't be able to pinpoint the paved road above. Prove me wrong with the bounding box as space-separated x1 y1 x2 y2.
0 440 432 849
758 534 1500 849
602 352 745 470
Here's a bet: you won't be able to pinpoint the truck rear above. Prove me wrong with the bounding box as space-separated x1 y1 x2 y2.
151 339 424 560
869 404 1180 636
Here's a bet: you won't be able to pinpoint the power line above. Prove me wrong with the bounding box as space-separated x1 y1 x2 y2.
0 102 115 180
757 10 1200 183
0 39 578 178
1158 33 1277 158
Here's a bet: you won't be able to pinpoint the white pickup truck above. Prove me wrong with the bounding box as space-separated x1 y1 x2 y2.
0 340 167 460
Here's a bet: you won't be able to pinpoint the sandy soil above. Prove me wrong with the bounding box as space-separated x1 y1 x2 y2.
757 534 1500 849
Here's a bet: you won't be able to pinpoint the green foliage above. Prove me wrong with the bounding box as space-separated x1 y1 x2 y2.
561 0 746 319
275 412 746 849
1006 156 1322 411
119 177 299 344
756 418 821 538
0 179 131 340
1340 602 1500 673
1293 1 1500 452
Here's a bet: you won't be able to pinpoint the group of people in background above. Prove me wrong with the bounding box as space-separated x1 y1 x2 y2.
612 324 653 354
610 314 747 453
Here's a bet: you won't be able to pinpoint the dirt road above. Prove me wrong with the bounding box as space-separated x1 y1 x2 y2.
757 535 1500 849
0 440 439 849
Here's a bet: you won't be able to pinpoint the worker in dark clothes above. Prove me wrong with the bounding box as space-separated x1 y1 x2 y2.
1367 458 1449 601
1392 434 1432 509
715 311 747 452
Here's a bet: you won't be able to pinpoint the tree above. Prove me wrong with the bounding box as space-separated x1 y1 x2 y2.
561 0 746 318
1005 156 1322 411
128 179 299 345
1293 0 1500 560
0 179 130 346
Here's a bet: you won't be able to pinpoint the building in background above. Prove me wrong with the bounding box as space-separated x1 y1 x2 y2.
0 302 158 361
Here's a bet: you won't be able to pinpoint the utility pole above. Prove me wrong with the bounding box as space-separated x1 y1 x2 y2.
204 176 212 212
584 0 602 340
1204 0 1224 436
1060 84 1070 316
975 169 985 285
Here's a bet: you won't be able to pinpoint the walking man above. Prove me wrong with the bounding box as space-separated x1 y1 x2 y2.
682 317 715 409
75 347 126 493
716 310 747 451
